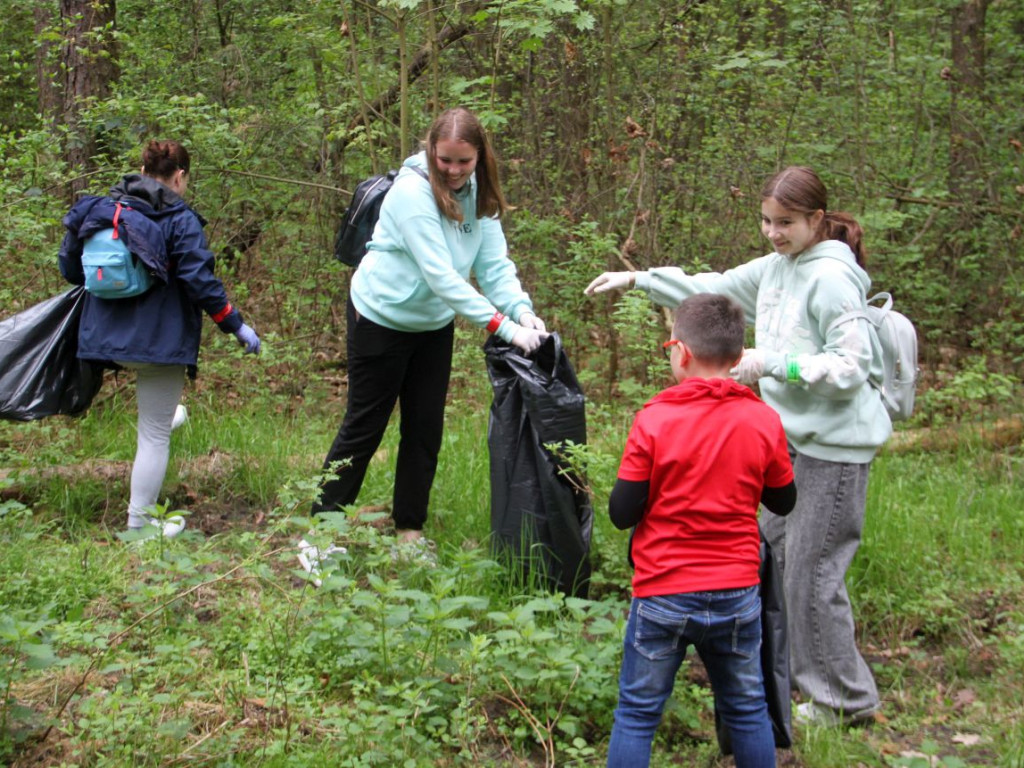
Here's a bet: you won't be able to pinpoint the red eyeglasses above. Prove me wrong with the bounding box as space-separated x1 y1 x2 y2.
662 339 693 366
662 339 683 359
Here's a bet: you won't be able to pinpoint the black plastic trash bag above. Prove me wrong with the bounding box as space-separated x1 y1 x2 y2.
0 286 104 421
484 333 593 598
715 535 793 754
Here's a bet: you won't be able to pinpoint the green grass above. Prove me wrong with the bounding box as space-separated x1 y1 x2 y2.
1 363 1023 767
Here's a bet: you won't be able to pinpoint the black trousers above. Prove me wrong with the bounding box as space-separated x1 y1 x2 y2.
313 298 454 531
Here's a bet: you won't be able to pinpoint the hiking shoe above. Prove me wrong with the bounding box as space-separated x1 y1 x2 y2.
297 538 347 588
171 404 188 431
794 701 876 727
129 514 186 540
390 537 438 567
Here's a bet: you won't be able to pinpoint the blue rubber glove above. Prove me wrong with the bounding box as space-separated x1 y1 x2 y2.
234 323 261 355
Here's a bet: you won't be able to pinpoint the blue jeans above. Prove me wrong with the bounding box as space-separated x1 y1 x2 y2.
607 586 775 768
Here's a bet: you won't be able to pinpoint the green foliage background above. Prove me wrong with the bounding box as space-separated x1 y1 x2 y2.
2 3 1024 765
1 0 1022 410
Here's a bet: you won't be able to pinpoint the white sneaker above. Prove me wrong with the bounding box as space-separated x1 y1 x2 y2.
794 702 837 727
297 538 347 587
390 537 437 567
794 701 876 727
130 515 186 540
171 404 188 431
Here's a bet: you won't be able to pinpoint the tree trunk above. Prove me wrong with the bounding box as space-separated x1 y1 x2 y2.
948 0 990 203
943 0 992 357
58 0 119 195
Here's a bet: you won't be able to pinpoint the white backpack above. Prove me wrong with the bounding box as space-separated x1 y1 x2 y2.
828 293 919 422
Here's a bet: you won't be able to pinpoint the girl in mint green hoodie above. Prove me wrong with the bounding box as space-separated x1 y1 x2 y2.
300 108 548 582
586 166 890 725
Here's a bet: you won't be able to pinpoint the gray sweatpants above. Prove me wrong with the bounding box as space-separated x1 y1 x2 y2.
760 450 880 717
117 363 187 529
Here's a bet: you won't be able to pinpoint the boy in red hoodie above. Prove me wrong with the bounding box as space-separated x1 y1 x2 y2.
606 293 796 768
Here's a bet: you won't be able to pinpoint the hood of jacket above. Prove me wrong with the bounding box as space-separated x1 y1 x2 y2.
644 377 759 409
109 173 205 224
402 151 430 175
788 239 871 292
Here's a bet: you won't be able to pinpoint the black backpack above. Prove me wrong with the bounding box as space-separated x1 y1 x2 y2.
333 165 429 267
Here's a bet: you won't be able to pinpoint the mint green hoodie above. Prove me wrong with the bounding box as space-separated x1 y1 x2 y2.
635 240 892 462
350 152 533 343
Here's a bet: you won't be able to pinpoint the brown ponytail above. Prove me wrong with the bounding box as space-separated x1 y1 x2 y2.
822 211 865 267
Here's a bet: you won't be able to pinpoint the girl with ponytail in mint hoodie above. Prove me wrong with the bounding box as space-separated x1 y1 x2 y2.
586 166 891 726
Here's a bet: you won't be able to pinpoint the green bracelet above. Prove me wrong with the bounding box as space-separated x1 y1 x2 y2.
786 356 801 383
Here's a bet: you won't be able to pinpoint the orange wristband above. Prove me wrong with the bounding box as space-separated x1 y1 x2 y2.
486 312 505 333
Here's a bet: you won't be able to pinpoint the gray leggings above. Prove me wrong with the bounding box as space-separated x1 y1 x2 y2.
117 363 186 528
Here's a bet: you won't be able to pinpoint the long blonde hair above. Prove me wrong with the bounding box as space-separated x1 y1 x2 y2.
425 107 508 223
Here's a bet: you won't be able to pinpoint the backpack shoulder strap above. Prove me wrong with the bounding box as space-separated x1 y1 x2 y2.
111 202 128 240
826 292 893 335
826 307 868 335
866 292 893 314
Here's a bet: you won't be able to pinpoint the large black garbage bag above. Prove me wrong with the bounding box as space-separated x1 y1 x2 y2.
484 333 593 598
0 287 104 421
715 535 793 753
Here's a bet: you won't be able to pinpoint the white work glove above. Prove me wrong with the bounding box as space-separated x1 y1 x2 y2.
518 312 547 332
510 327 549 355
730 348 765 385
584 271 634 296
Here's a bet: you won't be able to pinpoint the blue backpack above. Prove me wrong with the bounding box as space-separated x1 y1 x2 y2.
82 202 154 299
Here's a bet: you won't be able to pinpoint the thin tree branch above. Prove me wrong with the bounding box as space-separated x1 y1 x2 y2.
886 195 1022 218
334 19 474 153
213 168 346 194
0 168 115 211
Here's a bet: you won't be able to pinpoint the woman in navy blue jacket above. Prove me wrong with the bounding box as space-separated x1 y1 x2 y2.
59 139 260 538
